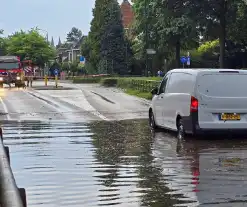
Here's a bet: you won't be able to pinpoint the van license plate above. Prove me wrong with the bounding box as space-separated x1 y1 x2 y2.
220 113 241 120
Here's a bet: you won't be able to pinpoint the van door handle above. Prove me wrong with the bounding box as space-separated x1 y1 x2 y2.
160 96 163 98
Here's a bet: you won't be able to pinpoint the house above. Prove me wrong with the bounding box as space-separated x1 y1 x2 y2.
56 36 86 63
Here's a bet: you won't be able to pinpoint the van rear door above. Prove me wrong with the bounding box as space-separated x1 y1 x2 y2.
196 70 247 129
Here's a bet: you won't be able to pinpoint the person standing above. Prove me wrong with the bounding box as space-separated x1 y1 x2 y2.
7 72 13 88
26 67 33 87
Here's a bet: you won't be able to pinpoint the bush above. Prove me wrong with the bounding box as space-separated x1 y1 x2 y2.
100 78 118 87
73 77 102 83
116 78 160 93
72 74 111 83
100 77 160 96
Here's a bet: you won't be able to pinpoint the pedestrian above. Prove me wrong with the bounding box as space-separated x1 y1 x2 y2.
26 69 33 87
157 70 161 77
7 72 13 88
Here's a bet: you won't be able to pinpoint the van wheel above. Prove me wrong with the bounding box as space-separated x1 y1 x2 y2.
149 111 158 130
177 119 185 139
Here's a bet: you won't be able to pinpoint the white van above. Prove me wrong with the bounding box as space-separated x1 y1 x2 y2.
149 68 247 138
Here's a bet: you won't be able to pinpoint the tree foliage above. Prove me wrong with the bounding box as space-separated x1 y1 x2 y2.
132 0 247 69
99 0 129 74
0 30 7 56
66 27 82 43
84 0 132 75
6 29 55 67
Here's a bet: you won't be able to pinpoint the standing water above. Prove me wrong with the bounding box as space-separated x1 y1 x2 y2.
2 119 247 206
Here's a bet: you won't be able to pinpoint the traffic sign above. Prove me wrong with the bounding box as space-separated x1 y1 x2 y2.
54 69 59 75
180 56 187 64
80 56 85 62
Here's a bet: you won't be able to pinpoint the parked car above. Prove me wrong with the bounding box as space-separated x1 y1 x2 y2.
149 68 247 138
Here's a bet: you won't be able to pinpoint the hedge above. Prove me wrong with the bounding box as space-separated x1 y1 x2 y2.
73 76 102 83
101 78 160 93
73 76 161 100
72 74 111 83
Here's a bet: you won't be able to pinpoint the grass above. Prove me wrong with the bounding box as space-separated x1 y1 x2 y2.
128 77 162 81
124 89 153 100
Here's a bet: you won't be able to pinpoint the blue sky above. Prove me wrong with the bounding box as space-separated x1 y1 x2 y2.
1 0 123 45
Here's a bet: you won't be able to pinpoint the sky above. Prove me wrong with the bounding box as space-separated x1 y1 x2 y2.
0 0 123 45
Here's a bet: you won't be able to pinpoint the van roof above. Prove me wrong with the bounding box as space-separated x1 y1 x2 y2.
169 68 247 75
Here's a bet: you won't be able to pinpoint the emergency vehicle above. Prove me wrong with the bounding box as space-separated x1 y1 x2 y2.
0 56 24 87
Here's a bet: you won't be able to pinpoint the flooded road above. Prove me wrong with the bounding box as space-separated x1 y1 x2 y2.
2 119 247 207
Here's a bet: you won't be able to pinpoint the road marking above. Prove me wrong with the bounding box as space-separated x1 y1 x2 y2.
0 97 10 120
25 87 109 121
43 82 109 121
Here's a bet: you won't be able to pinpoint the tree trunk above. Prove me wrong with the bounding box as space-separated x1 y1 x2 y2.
219 0 227 68
176 40 180 68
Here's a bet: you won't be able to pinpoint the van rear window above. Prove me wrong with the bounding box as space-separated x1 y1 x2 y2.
197 74 247 97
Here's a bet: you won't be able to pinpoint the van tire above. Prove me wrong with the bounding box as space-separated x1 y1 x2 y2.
177 118 185 139
149 110 158 130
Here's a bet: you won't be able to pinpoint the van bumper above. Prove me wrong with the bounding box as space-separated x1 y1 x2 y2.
183 112 247 136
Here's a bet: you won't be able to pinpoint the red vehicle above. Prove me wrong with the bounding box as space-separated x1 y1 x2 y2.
0 56 24 88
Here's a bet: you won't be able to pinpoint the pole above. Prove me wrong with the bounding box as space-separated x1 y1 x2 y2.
45 75 48 86
71 49 74 63
55 75 58 88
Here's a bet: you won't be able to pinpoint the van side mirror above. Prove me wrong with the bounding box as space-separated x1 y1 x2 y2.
151 87 158 95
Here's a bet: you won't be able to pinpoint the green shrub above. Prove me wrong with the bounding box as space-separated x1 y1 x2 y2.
100 78 118 86
198 39 219 54
100 78 160 93
73 77 102 83
117 79 160 93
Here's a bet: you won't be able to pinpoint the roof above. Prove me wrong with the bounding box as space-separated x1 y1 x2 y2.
0 56 19 62
168 68 247 75
120 0 134 28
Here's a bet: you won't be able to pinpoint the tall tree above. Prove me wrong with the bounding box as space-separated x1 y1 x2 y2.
133 0 198 68
100 0 130 75
87 0 107 70
188 0 243 68
66 27 82 43
7 29 55 67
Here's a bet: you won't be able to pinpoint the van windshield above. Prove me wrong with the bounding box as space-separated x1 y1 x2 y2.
197 74 247 97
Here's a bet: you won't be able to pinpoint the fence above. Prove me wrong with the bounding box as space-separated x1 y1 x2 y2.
0 128 27 207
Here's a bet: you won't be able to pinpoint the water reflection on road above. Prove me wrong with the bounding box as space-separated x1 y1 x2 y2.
2 119 247 206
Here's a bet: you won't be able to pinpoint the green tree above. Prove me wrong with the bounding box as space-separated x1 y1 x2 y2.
86 0 106 71
100 0 130 75
81 36 91 61
66 27 82 43
6 29 55 67
133 0 198 68
0 30 7 55
188 0 244 67
61 62 70 72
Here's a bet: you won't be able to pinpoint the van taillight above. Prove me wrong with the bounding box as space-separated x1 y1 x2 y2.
190 96 198 112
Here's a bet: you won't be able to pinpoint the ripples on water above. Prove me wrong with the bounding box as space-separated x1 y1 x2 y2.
2 120 247 206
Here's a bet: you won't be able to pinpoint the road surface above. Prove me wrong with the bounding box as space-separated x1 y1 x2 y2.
0 80 150 122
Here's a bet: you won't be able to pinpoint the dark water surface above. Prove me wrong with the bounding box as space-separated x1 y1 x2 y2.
2 119 247 207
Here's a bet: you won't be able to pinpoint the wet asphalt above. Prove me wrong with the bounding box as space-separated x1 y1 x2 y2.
0 82 247 207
